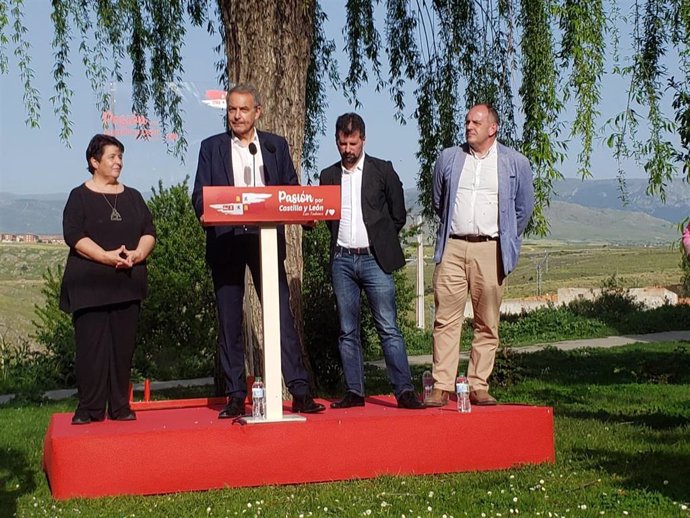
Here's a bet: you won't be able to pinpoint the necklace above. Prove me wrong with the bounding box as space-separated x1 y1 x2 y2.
102 193 122 221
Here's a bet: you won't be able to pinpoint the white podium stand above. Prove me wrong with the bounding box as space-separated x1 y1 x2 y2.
202 185 341 425
240 225 305 424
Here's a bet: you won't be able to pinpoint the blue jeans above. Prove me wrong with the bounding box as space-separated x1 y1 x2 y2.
331 251 413 398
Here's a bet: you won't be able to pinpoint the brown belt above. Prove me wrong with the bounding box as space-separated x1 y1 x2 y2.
449 234 498 243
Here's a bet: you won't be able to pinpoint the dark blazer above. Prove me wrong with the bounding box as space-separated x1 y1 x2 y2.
192 130 298 265
320 154 407 274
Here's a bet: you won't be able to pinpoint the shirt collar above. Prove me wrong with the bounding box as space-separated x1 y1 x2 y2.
231 129 259 147
342 153 365 175
469 140 497 160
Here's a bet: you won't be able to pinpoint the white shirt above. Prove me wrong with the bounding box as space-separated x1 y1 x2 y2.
450 141 499 237
231 131 265 187
337 154 370 248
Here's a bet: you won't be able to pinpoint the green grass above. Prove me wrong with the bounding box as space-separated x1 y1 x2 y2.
2 342 689 516
404 241 685 331
0 243 67 346
2 241 686 349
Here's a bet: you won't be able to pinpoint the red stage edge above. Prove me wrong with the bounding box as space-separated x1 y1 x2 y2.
43 396 555 500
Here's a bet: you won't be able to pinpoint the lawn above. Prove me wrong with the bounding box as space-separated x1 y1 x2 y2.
0 243 67 347
2 342 689 517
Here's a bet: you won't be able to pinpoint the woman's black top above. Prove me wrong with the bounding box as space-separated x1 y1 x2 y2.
59 184 156 314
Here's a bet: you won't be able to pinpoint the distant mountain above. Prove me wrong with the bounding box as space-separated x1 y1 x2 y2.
403 177 688 244
404 177 689 223
551 177 690 223
2 177 689 240
542 201 678 244
0 192 66 234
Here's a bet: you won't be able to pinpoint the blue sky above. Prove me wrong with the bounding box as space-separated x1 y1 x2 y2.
0 3 655 195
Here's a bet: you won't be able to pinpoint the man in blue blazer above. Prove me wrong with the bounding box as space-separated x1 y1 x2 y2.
320 113 424 410
192 83 324 418
425 103 534 407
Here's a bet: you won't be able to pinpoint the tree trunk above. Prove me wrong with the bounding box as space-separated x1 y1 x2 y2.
218 0 316 393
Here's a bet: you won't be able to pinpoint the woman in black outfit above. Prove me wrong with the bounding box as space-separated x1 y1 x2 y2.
60 134 156 425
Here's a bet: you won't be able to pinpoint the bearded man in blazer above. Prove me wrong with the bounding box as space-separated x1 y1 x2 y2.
192 83 324 419
319 113 424 410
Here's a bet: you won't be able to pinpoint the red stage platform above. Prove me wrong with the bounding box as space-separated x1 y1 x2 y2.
43 396 554 500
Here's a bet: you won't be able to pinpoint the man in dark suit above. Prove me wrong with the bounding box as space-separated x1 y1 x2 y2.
192 83 324 418
320 113 424 410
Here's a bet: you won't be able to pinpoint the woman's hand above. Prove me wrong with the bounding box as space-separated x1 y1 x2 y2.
120 235 156 266
105 245 133 269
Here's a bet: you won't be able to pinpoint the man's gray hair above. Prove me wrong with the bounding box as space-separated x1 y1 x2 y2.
227 83 262 107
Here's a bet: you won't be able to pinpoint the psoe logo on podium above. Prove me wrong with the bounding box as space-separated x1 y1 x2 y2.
202 185 341 225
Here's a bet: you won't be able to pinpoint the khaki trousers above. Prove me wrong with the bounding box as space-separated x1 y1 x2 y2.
431 238 505 392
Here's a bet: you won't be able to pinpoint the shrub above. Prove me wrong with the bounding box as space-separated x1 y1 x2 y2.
136 179 217 380
302 223 342 390
566 285 643 324
500 304 610 346
0 334 61 397
31 265 75 387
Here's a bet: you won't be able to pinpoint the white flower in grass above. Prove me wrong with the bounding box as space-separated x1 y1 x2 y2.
679 504 687 510
428 506 432 512
540 480 545 485
623 512 628 516
429 491 434 498
513 497 518 503
206 508 211 514
247 503 252 508
664 480 669 485
487 491 493 496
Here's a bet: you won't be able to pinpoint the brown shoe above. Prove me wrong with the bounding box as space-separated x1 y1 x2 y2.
469 389 497 406
424 388 451 407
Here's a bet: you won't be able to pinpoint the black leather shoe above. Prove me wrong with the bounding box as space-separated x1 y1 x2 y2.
292 395 326 414
331 391 365 409
71 415 91 425
111 411 137 421
218 397 246 419
397 390 425 409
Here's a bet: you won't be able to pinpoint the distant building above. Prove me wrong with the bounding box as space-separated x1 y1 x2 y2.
0 234 64 244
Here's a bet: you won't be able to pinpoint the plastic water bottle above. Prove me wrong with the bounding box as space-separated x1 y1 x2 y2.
422 370 434 401
456 375 471 413
251 377 266 419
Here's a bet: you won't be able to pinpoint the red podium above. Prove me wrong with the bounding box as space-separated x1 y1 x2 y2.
203 185 340 423
42 184 556 499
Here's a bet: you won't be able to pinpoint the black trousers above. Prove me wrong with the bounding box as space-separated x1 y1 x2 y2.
210 234 309 399
72 301 140 420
